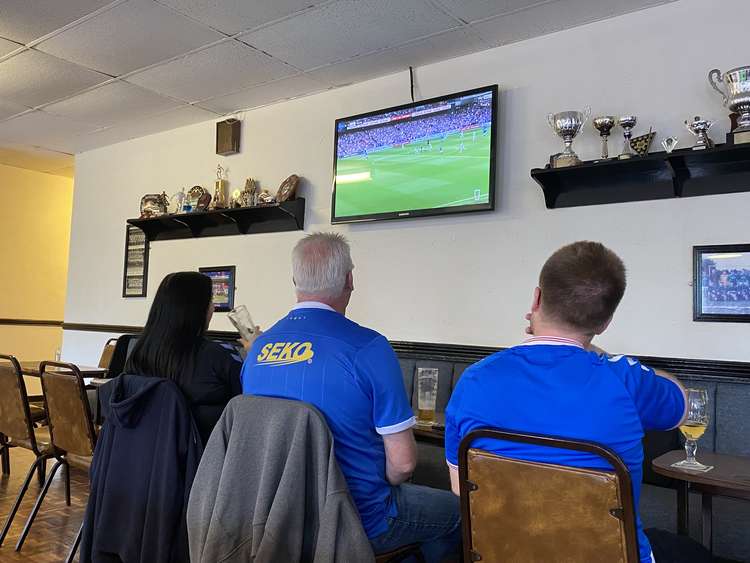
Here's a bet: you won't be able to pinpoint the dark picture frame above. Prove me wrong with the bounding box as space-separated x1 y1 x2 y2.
694 244 750 323
199 266 236 312
122 225 149 298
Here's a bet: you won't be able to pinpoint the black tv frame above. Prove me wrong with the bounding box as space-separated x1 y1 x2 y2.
331 84 498 224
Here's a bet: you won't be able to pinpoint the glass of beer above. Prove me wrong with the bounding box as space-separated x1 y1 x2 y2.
416 367 439 426
228 305 256 342
672 388 713 472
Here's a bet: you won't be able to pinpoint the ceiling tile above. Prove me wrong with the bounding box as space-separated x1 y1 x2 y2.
0 0 114 44
0 111 100 153
0 49 109 107
394 27 488 67
306 49 407 88
239 0 459 70
0 143 74 174
0 37 24 58
471 0 675 46
72 105 219 152
156 0 322 35
432 0 550 24
44 81 183 128
36 0 225 76
126 40 295 103
0 99 33 121
197 74 327 114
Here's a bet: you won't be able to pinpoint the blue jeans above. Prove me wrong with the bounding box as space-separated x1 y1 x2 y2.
370 483 461 562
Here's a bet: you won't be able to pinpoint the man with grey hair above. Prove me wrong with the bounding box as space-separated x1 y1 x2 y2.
242 232 460 562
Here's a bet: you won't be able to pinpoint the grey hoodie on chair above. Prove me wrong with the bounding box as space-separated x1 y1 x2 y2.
186 395 375 563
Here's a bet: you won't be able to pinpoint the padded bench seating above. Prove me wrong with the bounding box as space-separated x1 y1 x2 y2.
397 355 750 562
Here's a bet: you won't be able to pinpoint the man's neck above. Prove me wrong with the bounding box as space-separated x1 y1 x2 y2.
529 322 592 348
296 295 347 316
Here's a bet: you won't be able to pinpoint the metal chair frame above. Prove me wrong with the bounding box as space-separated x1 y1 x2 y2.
458 427 640 563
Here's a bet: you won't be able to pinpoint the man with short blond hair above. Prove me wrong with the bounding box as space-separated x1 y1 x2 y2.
446 241 709 563
243 232 460 562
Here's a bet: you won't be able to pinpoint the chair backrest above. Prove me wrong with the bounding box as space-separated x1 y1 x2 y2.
459 428 639 563
0 354 37 450
40 361 97 458
97 338 118 369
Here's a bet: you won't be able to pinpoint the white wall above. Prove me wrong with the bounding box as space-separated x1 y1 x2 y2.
63 0 750 364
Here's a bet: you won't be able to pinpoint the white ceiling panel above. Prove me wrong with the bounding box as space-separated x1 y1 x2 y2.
0 49 109 108
0 38 24 58
72 105 219 152
44 81 182 128
126 40 295 103
0 99 32 121
432 0 551 24
0 143 74 176
395 27 488 68
0 111 100 153
0 0 115 44
306 49 408 88
198 74 327 114
472 0 676 47
155 0 324 35
36 0 225 76
239 0 460 70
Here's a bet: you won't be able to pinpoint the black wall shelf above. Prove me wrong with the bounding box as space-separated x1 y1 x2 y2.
531 143 750 209
127 198 305 242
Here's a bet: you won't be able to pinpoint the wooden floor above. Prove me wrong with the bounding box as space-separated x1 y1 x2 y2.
0 448 87 562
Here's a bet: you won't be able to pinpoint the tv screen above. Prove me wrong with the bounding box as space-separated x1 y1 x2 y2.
331 85 497 224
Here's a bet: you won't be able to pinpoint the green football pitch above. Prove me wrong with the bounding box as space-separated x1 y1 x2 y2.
334 126 491 218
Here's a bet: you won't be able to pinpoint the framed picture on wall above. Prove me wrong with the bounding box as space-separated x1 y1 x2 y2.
199 266 236 312
122 225 149 298
694 244 750 322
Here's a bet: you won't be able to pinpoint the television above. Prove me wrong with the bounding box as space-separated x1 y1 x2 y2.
331 85 497 224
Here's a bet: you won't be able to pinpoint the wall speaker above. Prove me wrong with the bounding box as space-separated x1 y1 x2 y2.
216 118 241 156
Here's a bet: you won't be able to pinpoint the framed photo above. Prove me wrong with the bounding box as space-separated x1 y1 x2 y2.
199 266 236 312
694 244 750 322
122 225 149 298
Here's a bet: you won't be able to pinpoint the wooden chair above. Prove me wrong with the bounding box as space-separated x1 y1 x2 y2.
459 428 640 563
97 337 118 370
0 355 55 546
14 361 97 562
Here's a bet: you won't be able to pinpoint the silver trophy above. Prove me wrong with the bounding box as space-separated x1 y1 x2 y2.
661 136 679 154
708 66 750 144
685 116 715 150
617 115 637 159
547 107 591 168
593 116 616 160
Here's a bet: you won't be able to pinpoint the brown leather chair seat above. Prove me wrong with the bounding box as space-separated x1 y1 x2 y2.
8 428 53 455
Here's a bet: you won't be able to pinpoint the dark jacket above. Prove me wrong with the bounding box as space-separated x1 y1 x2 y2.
186 395 374 563
80 374 202 563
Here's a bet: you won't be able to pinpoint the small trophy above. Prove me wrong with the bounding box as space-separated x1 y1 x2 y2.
169 188 186 214
630 128 655 157
212 164 228 209
617 115 637 159
685 116 715 150
140 192 169 218
661 137 679 154
708 66 750 144
547 107 591 168
593 116 616 160
241 178 258 207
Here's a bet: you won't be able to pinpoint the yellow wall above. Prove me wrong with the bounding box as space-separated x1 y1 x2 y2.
0 164 73 360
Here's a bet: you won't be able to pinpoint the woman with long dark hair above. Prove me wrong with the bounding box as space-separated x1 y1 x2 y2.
125 271 253 445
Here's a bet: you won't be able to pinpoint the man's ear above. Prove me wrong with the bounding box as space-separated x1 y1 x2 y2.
530 287 542 312
345 271 354 291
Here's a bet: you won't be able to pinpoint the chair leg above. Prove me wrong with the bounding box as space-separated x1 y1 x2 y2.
65 522 83 563
64 460 71 506
36 457 46 487
15 459 64 552
0 457 44 546
0 434 9 476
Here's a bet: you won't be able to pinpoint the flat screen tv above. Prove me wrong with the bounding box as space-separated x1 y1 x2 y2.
331 85 498 224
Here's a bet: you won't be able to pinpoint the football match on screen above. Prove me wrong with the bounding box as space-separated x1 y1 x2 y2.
333 90 494 219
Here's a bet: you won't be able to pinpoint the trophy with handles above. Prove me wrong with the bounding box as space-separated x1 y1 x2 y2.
708 66 750 144
547 107 591 168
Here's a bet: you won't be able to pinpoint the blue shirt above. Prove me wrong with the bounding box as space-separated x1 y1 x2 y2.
444 338 686 563
241 304 415 538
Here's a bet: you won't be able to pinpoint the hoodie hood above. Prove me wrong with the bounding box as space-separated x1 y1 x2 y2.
99 374 167 428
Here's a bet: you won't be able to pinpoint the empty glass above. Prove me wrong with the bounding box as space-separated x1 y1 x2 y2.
227 305 256 342
671 388 713 472
416 367 439 426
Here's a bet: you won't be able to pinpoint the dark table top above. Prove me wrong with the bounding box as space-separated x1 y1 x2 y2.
413 412 446 445
653 450 750 500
